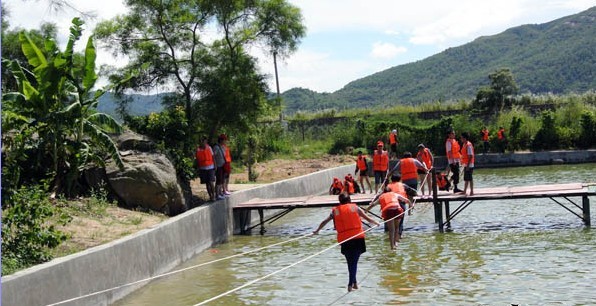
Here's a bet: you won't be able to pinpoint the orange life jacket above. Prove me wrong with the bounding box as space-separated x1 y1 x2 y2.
373 150 389 171
379 192 400 212
196 145 214 168
343 180 355 194
461 141 475 165
446 138 461 159
357 156 368 171
389 133 397 145
437 174 448 189
481 129 489 141
400 158 417 181
388 182 407 199
417 148 432 169
332 204 365 243
497 129 505 140
332 178 343 191
223 145 232 163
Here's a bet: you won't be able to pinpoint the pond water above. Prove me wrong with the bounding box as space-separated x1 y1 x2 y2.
115 163 596 305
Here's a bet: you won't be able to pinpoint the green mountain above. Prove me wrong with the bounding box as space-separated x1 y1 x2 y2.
281 6 596 113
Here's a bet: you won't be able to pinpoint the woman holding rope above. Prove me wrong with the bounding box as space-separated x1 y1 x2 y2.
313 192 379 292
366 186 410 250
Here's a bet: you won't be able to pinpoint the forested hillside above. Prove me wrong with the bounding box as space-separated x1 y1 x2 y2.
282 6 596 113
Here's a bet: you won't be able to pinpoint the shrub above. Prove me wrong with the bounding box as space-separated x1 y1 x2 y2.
1 184 71 275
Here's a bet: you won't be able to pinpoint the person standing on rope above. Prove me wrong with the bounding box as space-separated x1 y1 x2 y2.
373 141 389 193
460 132 475 196
366 186 409 250
416 144 434 196
387 174 410 238
313 192 379 292
445 130 464 193
355 151 373 193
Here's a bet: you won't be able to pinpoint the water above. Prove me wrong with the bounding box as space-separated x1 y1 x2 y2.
115 163 596 305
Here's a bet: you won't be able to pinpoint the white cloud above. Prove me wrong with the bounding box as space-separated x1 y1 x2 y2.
370 42 407 59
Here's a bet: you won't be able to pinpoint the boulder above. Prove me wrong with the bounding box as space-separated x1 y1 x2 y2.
105 152 187 215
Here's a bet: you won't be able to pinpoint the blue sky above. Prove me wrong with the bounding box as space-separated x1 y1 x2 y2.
4 0 596 93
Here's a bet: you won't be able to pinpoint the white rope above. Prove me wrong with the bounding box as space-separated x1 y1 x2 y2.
45 232 315 306
194 201 418 305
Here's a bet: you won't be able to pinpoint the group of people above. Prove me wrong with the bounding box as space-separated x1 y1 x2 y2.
195 134 233 202
480 126 507 154
315 128 478 292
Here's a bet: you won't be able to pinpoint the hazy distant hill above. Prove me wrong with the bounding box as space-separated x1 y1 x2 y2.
97 92 166 120
282 6 596 113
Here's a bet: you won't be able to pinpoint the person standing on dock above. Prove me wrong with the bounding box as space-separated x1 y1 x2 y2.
388 152 429 200
313 192 379 292
373 141 389 193
460 132 475 196
445 130 463 193
389 129 399 159
416 144 434 196
355 151 373 193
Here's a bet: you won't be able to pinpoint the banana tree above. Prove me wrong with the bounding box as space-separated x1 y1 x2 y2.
2 17 123 197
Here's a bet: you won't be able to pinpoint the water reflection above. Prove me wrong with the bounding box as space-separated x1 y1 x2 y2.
116 163 596 305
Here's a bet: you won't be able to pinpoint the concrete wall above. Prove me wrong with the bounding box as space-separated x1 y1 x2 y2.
410 149 596 170
1 165 354 306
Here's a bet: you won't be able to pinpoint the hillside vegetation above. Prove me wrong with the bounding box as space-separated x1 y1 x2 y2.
281 7 596 113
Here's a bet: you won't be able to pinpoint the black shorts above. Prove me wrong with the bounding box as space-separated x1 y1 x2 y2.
463 167 474 181
340 237 366 255
199 168 215 184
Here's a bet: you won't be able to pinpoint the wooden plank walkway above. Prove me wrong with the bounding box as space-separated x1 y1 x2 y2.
234 183 596 234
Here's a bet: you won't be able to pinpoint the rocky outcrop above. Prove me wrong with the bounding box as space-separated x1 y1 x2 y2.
91 130 188 215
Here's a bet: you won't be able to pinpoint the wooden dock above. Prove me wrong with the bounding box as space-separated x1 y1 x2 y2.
234 181 596 234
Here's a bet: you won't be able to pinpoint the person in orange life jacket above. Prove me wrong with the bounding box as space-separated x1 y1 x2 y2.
220 134 233 195
366 186 409 250
343 175 356 194
354 151 373 194
386 174 411 238
313 192 379 292
372 141 389 193
445 130 464 193
436 172 451 191
497 126 507 153
416 144 434 196
196 137 216 201
345 174 361 194
388 152 428 198
329 177 344 195
460 132 475 196
480 126 490 154
212 134 228 200
389 129 399 160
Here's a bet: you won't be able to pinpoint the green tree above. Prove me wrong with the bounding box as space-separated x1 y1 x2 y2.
473 68 519 114
2 18 123 197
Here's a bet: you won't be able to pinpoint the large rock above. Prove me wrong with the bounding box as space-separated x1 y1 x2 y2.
105 152 186 215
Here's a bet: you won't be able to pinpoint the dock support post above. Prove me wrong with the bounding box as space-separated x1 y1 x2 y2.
445 201 451 231
583 196 591 227
258 208 266 235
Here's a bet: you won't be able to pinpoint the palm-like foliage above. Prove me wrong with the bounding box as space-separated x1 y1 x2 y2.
2 17 123 198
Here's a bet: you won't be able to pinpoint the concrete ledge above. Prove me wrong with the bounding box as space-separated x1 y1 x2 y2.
1 165 353 306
